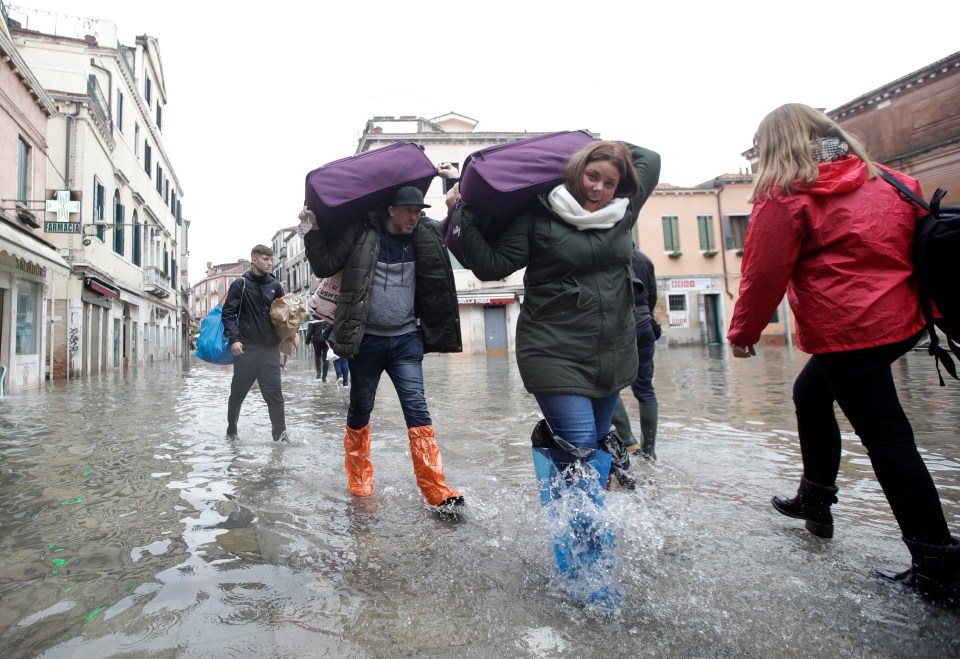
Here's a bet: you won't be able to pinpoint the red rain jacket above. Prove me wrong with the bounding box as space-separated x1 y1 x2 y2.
727 157 925 354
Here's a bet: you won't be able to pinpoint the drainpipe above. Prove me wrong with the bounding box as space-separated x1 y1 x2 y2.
714 179 734 300
64 101 81 188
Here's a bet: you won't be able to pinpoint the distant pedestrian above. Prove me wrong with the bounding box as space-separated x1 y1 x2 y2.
305 316 332 380
328 330 350 388
300 167 464 513
728 103 959 603
221 244 288 442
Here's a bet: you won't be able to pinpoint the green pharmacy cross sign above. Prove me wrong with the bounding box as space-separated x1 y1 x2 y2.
45 190 81 233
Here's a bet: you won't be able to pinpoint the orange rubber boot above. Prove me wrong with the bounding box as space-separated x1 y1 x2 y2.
407 425 463 507
343 424 374 496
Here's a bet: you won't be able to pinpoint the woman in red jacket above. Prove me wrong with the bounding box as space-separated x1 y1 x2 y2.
728 103 958 603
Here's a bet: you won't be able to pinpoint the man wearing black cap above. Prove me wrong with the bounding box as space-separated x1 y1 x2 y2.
300 165 464 514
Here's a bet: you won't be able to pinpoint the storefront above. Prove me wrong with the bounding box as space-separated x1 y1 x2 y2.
0 219 69 394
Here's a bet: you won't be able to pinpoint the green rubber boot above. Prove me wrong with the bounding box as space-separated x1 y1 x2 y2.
611 397 640 452
639 402 659 460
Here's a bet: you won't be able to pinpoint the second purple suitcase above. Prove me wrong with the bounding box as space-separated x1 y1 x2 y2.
304 141 436 236
458 130 595 221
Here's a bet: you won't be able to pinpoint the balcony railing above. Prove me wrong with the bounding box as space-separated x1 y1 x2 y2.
144 265 171 298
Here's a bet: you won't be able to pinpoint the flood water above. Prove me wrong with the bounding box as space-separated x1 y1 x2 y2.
1 344 958 658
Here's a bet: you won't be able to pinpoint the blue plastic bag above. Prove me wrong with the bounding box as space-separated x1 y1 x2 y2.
195 304 233 365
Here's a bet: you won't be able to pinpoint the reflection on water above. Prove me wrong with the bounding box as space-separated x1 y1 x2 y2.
0 345 958 657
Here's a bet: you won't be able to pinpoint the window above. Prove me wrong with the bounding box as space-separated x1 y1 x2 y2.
156 165 163 194
164 180 169 205
115 90 124 132
135 124 140 157
15 281 38 354
16 136 30 202
156 102 163 131
171 257 177 289
724 214 750 251
94 177 106 241
132 211 141 266
145 76 152 105
144 142 152 175
113 190 125 255
697 215 715 251
668 294 687 312
163 250 168 275
662 215 680 252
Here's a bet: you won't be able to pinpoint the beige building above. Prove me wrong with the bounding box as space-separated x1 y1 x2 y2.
8 6 188 377
634 172 794 347
0 9 68 393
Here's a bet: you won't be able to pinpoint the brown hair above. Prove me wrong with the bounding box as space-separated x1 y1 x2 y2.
563 140 640 205
251 244 274 257
750 103 879 202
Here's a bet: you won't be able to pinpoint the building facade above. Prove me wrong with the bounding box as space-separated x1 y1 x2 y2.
633 173 796 347
0 7 68 393
829 51 960 205
191 260 248 321
7 6 188 378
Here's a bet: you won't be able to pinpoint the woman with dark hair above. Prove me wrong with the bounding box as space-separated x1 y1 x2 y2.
728 102 958 603
454 139 660 603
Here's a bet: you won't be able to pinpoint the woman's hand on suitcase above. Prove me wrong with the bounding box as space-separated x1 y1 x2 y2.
437 162 459 179
299 206 319 229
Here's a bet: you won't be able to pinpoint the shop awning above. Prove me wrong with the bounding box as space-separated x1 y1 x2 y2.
85 278 119 299
0 220 69 276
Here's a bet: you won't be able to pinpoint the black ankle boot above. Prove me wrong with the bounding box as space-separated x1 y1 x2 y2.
889 536 960 604
771 476 838 538
598 428 636 490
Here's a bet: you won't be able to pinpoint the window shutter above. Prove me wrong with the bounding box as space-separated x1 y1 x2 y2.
723 215 733 250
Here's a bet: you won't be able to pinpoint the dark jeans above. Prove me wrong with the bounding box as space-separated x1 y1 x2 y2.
228 348 285 439
793 331 950 544
630 321 658 403
313 342 328 378
346 332 430 430
534 392 620 450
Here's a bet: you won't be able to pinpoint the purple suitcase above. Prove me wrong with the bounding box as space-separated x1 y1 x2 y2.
458 130 595 220
305 141 436 236
446 130 595 258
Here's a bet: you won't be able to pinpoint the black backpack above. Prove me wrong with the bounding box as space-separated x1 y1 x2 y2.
882 170 960 385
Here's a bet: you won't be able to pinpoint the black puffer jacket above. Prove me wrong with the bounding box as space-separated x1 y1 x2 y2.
303 214 462 357
221 271 284 350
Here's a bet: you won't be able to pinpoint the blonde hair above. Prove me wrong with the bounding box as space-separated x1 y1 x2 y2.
750 103 879 202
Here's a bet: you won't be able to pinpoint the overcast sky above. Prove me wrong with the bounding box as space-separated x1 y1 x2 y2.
10 1 959 283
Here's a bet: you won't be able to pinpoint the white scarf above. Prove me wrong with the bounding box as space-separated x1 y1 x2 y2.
547 185 629 231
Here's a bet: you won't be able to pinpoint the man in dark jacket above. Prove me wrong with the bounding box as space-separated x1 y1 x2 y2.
628 247 659 458
299 178 464 513
221 244 287 441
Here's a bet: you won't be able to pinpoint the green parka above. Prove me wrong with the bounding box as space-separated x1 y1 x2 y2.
454 143 660 397
303 213 462 358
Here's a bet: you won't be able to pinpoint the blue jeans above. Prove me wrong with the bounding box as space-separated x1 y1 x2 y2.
333 358 349 385
534 393 620 450
630 321 657 403
347 332 431 430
